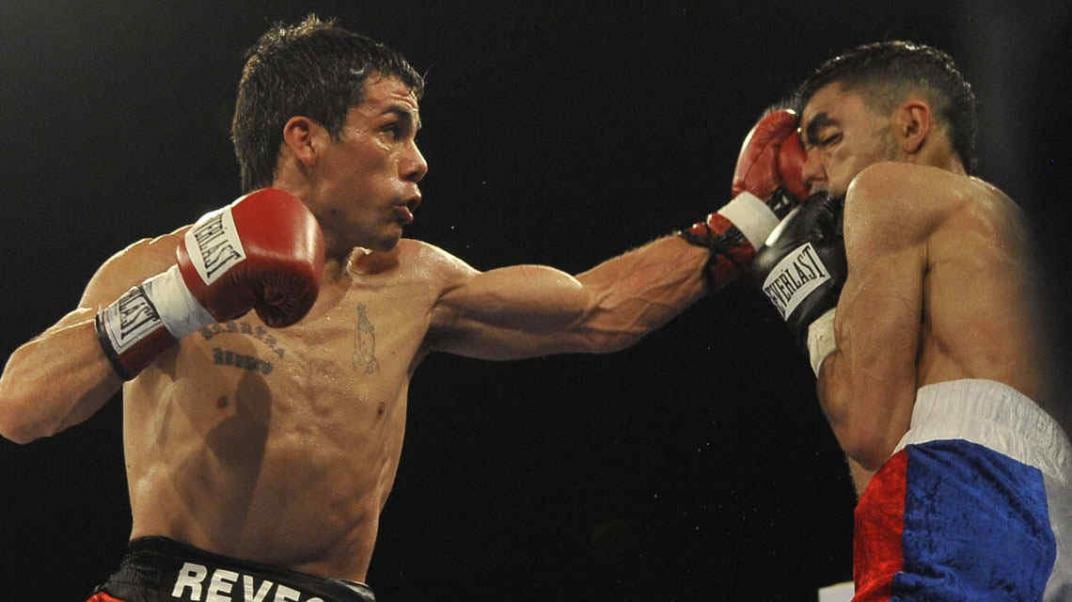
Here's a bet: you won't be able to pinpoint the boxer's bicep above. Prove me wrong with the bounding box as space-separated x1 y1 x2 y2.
831 243 924 467
428 263 592 359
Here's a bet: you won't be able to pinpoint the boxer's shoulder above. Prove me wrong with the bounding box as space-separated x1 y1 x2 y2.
80 231 186 308
842 163 941 250
844 162 987 247
848 162 973 209
111 230 184 266
353 239 479 313
398 237 479 288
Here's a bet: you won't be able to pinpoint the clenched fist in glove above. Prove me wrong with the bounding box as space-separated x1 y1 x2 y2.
679 109 809 289
95 189 325 379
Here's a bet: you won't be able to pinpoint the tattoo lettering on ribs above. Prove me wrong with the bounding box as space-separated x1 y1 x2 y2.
212 348 273 375
352 303 380 375
199 320 286 359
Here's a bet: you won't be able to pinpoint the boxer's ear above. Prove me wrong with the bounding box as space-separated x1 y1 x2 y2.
281 116 323 167
894 98 931 156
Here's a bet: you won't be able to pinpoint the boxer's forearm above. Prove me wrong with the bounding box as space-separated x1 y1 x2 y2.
568 235 709 352
847 456 876 497
817 343 914 471
817 349 885 469
817 351 879 496
816 350 853 447
0 311 121 443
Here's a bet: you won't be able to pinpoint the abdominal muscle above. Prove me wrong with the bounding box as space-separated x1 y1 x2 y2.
121 313 412 582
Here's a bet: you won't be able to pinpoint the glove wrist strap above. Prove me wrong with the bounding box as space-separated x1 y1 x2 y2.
94 266 215 380
678 192 781 290
714 191 780 251
806 308 838 376
143 265 216 339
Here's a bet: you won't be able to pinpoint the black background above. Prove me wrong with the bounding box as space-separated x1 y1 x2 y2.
2 1 1070 599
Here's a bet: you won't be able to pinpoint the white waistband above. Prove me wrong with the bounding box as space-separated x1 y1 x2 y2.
893 379 1072 485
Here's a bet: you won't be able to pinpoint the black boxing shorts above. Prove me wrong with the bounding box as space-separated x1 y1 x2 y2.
87 536 376 602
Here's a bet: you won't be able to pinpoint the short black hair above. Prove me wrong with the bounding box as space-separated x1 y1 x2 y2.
795 41 978 173
232 15 425 191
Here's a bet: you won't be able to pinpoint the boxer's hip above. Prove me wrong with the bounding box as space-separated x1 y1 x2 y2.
894 378 1072 482
854 379 1072 601
89 536 376 602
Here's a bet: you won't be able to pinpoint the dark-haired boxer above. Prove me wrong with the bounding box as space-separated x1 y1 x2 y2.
753 41 1071 600
0 15 810 602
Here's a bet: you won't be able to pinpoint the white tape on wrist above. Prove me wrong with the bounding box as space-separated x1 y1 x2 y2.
716 191 780 251
141 265 217 339
806 308 837 377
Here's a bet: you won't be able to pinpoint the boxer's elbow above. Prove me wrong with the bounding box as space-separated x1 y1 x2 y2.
840 433 894 472
0 391 48 444
826 412 882 470
821 356 912 470
0 369 69 444
821 390 893 470
0 426 41 445
836 404 905 471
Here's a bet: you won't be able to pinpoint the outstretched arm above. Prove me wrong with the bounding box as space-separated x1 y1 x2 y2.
429 108 810 360
427 235 710 359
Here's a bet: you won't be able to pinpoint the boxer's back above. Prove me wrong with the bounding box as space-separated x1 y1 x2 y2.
916 173 1053 405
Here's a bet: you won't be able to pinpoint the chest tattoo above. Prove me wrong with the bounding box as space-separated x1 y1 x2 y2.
352 303 380 375
199 320 287 359
212 347 273 374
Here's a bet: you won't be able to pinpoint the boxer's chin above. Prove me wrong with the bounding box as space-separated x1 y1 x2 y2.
347 223 401 254
370 228 403 253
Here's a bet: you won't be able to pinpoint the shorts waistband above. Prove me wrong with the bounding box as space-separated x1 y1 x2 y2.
119 536 375 601
894 378 1072 484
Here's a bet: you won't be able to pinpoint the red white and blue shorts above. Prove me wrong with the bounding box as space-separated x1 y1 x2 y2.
853 379 1071 601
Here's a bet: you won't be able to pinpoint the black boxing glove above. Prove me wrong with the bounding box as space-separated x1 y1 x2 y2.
752 192 847 374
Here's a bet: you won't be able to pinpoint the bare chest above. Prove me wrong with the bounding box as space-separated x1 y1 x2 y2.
125 263 441 454
122 255 442 569
179 278 433 415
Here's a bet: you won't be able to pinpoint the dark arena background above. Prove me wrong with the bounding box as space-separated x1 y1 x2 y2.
2 1 1070 599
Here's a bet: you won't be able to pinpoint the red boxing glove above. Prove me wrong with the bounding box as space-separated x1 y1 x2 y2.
95 188 326 379
732 108 809 202
176 188 325 327
680 109 808 290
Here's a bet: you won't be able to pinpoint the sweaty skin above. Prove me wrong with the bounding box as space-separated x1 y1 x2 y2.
0 77 711 582
824 163 1048 470
800 83 1053 483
